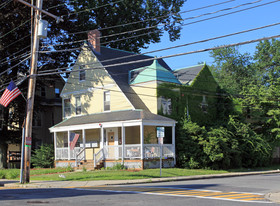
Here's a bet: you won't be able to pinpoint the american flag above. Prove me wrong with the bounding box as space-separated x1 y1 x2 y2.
0 80 21 107
69 132 80 150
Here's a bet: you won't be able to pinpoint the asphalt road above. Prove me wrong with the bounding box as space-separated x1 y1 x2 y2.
0 173 279 206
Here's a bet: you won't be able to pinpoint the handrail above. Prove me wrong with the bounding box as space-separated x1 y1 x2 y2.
94 148 105 168
75 147 86 167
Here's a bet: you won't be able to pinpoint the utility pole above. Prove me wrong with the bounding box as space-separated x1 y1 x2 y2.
15 0 63 183
23 0 42 184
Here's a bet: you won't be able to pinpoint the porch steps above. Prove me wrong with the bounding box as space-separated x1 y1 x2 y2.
75 160 104 171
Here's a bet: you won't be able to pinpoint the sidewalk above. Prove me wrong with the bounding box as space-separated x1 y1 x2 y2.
1 170 280 203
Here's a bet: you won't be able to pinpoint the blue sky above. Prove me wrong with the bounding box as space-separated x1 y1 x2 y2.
141 0 280 70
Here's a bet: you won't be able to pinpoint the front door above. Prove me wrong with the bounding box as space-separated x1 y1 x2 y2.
108 132 115 146
106 128 119 159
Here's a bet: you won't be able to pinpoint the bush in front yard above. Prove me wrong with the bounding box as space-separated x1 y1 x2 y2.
31 144 54 168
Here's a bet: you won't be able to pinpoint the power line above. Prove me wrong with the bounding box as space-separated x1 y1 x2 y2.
36 34 280 77
0 55 31 77
0 34 30 51
0 46 31 65
61 0 236 37
36 25 280 75
42 0 264 48
0 19 31 39
98 0 265 40
0 0 12 9
0 51 30 66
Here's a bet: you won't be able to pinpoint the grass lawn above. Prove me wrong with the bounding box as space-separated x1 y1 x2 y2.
0 168 228 181
30 168 229 181
1 164 279 181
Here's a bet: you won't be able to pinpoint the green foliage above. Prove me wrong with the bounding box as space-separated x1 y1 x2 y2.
107 163 126 170
31 144 54 168
158 65 232 126
176 116 272 169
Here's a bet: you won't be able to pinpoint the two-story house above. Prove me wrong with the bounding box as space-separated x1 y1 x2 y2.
49 30 181 170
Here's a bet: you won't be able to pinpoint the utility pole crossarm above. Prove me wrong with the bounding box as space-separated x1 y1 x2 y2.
16 0 64 23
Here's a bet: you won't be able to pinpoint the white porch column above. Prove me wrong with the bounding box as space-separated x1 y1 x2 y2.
122 124 125 164
82 129 86 160
140 123 144 160
172 123 176 165
54 132 57 161
67 130 71 160
100 126 104 149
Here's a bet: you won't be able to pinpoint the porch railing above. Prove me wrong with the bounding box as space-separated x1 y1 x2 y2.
56 147 81 160
144 144 174 159
56 144 174 161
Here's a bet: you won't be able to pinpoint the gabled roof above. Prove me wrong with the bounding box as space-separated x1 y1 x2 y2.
173 64 204 85
129 59 181 85
92 46 173 111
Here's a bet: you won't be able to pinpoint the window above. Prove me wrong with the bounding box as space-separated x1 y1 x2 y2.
75 96 81 115
161 97 172 115
79 65 85 81
104 91 110 111
64 98 71 117
200 95 208 113
55 88 60 98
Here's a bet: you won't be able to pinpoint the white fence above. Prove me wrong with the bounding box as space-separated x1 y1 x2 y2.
56 144 174 160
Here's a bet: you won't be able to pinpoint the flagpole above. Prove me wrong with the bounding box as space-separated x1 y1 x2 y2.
19 119 26 184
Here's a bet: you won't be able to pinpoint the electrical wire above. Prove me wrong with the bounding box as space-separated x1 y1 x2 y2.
0 0 12 10
36 33 280 77
42 0 265 48
0 55 31 77
98 0 265 40
62 0 236 37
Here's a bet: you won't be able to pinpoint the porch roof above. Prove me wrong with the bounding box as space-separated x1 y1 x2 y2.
50 110 176 132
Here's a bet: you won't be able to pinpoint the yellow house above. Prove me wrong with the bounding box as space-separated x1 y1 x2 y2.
49 30 179 169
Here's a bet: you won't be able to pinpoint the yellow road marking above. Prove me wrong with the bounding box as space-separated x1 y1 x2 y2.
242 197 266 201
79 186 267 202
212 193 258 198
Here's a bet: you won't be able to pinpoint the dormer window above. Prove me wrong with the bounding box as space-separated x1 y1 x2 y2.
79 65 85 81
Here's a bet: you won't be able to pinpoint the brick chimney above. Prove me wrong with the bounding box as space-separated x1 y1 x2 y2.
88 29 100 53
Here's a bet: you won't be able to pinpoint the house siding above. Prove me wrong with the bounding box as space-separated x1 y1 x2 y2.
131 82 158 114
61 46 133 117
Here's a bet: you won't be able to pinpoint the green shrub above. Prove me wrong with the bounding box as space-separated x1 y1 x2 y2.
107 163 125 170
31 144 54 168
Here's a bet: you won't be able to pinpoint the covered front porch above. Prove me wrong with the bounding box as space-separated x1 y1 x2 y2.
50 110 176 169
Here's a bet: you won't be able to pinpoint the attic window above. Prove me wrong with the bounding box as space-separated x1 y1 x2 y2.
161 97 172 115
79 65 85 81
104 91 110 111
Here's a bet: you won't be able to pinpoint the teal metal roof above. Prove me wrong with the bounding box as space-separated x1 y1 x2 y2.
129 59 181 85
